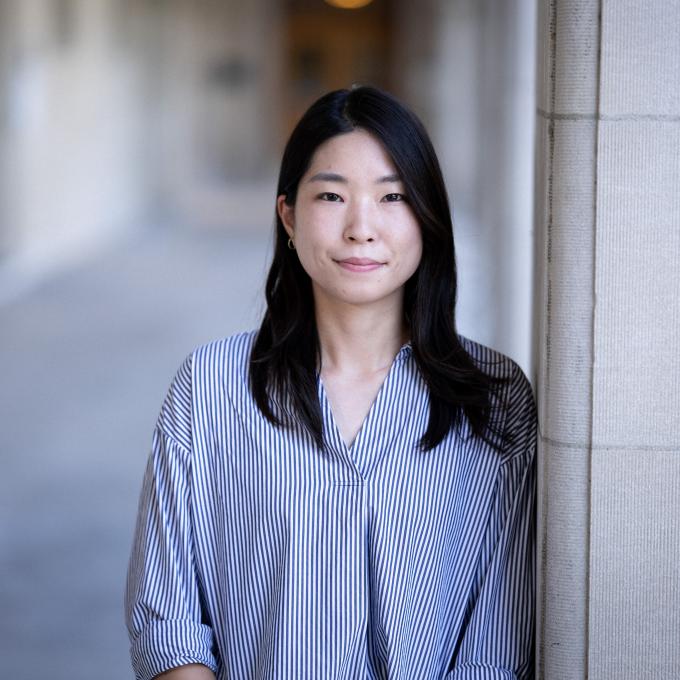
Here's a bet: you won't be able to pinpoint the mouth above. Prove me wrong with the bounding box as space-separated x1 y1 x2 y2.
335 257 385 273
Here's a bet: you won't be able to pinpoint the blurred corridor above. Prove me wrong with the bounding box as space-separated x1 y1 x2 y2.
0 0 536 677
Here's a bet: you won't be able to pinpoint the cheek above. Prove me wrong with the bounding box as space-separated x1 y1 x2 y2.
406 248 423 280
294 234 328 280
402 227 423 274
294 245 315 278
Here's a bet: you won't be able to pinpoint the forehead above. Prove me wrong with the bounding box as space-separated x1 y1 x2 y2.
305 129 398 177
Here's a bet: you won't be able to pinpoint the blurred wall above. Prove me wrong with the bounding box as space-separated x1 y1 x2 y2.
154 0 284 230
0 0 158 299
0 1 11 259
441 0 536 374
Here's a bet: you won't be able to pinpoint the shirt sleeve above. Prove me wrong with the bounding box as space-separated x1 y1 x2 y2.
447 365 537 680
124 355 218 680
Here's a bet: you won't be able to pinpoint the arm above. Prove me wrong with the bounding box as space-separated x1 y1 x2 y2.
125 357 219 680
448 366 537 680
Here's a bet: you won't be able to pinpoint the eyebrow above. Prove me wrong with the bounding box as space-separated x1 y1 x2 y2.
307 172 402 184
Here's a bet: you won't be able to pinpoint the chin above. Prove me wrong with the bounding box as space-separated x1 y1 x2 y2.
312 278 405 309
330 288 402 308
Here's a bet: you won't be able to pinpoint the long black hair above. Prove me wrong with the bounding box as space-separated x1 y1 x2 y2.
250 85 505 451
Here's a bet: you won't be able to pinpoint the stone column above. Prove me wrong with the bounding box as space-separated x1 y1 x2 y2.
534 1 680 678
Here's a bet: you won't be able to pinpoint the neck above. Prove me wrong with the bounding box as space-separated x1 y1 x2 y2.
314 294 407 377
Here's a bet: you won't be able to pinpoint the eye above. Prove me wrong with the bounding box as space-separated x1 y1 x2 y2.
318 192 343 202
382 193 407 202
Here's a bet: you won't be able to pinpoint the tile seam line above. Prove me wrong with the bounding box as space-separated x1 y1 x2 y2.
540 436 680 453
585 2 605 676
537 108 680 122
537 2 558 677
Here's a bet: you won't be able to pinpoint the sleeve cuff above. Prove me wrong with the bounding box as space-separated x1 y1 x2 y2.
130 619 218 680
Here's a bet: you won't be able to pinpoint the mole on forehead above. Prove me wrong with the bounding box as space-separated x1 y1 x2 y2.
307 172 402 184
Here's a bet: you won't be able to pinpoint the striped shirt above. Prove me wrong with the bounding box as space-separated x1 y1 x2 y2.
125 331 536 680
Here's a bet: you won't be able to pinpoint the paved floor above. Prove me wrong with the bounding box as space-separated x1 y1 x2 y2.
0 225 271 679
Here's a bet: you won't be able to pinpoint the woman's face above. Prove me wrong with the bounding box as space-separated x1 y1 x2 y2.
278 129 423 314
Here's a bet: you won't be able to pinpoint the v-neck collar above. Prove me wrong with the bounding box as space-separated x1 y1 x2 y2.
317 342 412 478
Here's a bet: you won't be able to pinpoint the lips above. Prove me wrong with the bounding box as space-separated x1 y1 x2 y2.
335 257 385 273
340 257 382 266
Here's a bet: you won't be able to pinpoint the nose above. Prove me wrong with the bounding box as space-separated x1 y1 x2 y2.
343 199 377 243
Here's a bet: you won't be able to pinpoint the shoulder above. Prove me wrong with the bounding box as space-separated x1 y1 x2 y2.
458 335 523 381
189 329 257 381
459 335 532 396
167 330 258 388
156 330 257 442
458 335 536 453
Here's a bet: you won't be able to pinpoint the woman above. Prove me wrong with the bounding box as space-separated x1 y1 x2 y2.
125 86 536 680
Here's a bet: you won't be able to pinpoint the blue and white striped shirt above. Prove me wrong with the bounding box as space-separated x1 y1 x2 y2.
125 331 536 680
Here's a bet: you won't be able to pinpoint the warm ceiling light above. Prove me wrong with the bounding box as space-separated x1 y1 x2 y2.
324 0 374 9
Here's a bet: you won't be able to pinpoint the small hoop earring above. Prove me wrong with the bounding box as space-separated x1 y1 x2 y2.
287 238 295 250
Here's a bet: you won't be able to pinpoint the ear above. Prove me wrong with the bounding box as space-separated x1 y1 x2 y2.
277 195 295 239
